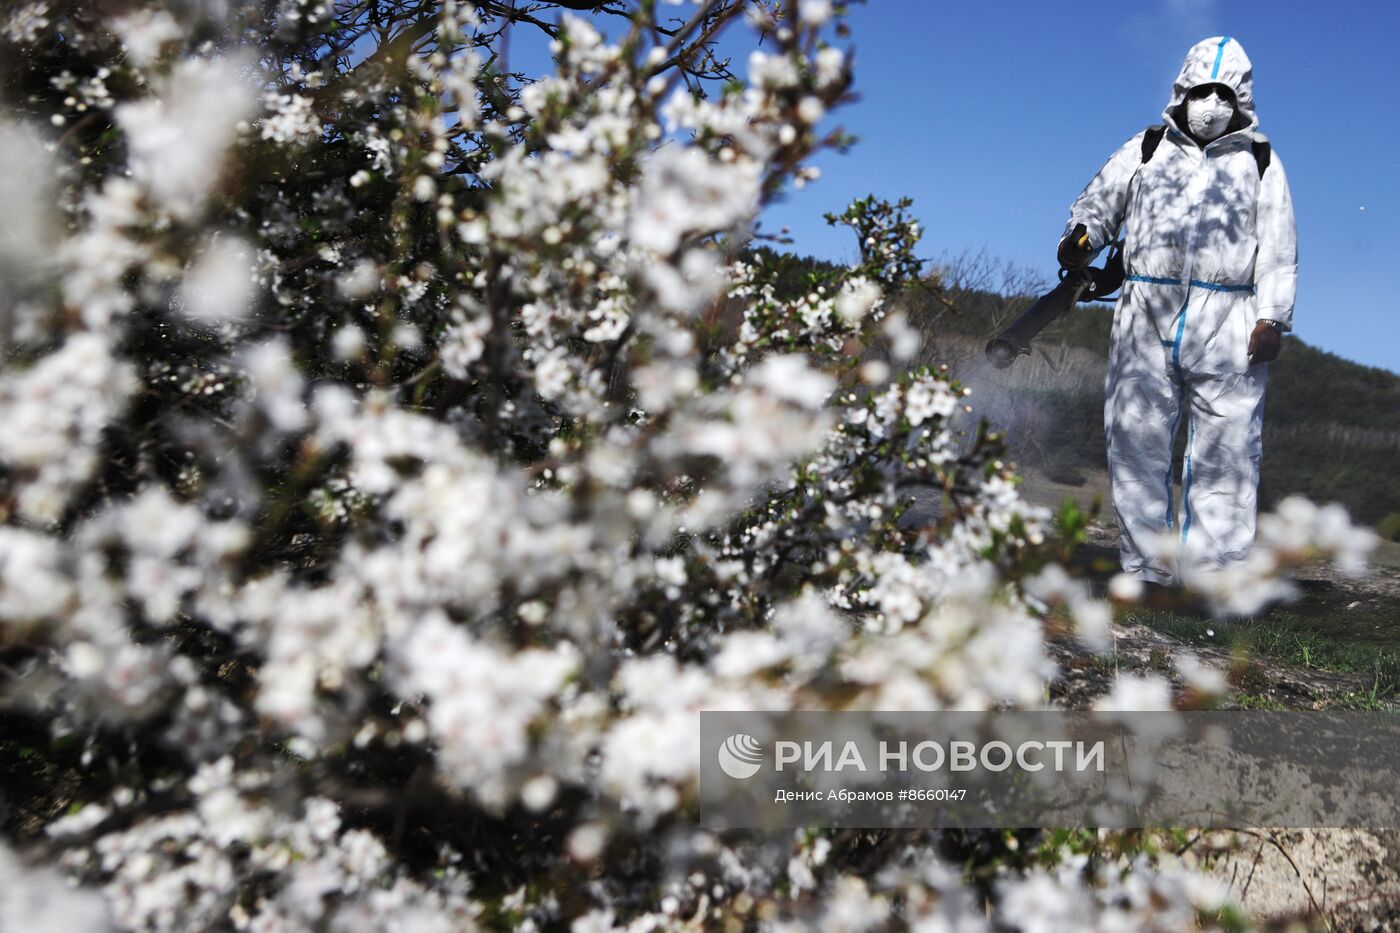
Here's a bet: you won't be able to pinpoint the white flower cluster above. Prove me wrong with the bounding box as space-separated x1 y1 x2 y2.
115 56 257 217
110 9 182 68
3 2 49 44
0 842 110 932
993 851 1230 932
439 315 489 377
1109 494 1379 617
260 92 322 144
1024 563 1113 650
0 334 139 522
0 4 1376 931
62 764 476 933
178 234 256 324
1259 495 1377 577
630 145 761 257
727 265 895 372
390 612 578 806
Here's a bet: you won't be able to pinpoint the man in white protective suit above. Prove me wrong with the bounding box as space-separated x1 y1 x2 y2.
1057 36 1297 586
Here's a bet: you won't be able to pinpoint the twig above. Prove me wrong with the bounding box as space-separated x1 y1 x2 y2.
1237 828 1332 930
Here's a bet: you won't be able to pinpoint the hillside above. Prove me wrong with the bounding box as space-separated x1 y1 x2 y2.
899 277 1400 528
753 245 1400 529
747 250 1400 930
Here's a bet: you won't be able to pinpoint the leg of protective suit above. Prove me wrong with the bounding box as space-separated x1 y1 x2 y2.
1105 346 1184 585
1178 366 1268 578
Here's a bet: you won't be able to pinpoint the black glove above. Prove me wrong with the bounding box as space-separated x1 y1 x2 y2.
1057 223 1093 271
1248 319 1283 364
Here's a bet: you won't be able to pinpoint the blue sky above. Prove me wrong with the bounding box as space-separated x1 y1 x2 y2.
513 1 1400 373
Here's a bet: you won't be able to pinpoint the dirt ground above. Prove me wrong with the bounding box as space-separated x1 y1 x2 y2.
1059 532 1400 930
1041 479 1400 924
1030 478 1400 932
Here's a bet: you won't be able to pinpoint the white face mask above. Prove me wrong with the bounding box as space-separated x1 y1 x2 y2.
1186 90 1234 142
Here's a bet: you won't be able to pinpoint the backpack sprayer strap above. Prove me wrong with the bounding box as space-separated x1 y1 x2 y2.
1092 127 1169 298
1085 124 1269 303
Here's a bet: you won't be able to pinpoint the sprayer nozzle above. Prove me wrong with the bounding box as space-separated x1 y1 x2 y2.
985 338 1018 369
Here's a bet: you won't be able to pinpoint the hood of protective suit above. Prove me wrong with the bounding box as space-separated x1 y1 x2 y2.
1163 36 1259 141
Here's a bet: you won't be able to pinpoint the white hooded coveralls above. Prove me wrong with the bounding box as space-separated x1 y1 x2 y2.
1063 37 1297 584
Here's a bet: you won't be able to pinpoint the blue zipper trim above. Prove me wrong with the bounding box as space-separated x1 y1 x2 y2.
1189 279 1253 293
1164 401 1181 529
1181 420 1196 542
1170 301 1188 375
1169 297 1189 532
1211 36 1231 80
1126 274 1254 293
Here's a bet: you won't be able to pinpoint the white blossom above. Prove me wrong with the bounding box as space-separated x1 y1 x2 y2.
261 92 322 144
629 145 760 255
0 7 1325 929
0 333 138 522
110 9 182 67
115 56 256 217
179 235 255 324
440 317 489 377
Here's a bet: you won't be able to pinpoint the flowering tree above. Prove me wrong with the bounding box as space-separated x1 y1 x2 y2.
0 1 1377 930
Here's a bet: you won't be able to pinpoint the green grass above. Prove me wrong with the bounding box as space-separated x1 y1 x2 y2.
1122 587 1400 701
1325 687 1394 711
1233 693 1291 710
1057 526 1400 703
1370 539 1400 571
